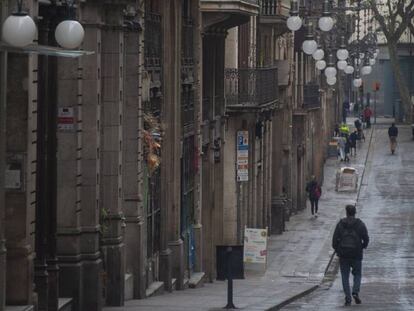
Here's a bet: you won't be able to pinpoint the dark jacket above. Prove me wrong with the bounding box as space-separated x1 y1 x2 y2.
349 132 358 147
332 217 369 260
388 126 398 137
354 119 362 130
306 180 321 201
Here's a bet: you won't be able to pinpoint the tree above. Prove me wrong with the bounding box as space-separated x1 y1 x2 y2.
369 0 414 122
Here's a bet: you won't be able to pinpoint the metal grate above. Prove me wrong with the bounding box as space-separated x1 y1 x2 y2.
224 67 278 108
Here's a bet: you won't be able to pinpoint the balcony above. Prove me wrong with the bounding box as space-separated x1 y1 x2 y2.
259 0 290 25
201 0 259 14
201 0 259 29
224 67 279 112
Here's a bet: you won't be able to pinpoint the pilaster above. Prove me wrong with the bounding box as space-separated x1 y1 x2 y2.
160 0 183 290
123 11 146 298
5 52 35 306
0 42 7 311
192 0 203 274
100 5 126 304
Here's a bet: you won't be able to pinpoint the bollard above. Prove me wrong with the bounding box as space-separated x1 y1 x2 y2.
224 246 236 309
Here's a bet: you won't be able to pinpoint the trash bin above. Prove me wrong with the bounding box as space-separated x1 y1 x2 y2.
271 196 286 235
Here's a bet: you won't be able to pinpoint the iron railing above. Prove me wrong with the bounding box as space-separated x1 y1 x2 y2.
224 67 278 108
260 0 290 16
181 15 195 126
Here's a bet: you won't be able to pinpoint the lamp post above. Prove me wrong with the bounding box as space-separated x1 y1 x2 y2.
1 1 85 310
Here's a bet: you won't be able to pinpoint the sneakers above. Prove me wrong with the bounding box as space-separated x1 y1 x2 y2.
352 293 362 304
344 299 351 306
315 212 318 218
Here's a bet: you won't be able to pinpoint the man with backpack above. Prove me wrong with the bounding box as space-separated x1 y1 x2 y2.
332 205 369 306
305 176 322 218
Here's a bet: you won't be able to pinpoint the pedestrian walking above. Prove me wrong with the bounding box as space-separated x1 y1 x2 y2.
363 106 373 128
337 135 346 161
354 119 365 141
342 101 350 123
334 123 340 137
344 135 351 162
305 176 322 218
388 123 398 155
332 205 369 306
349 130 358 156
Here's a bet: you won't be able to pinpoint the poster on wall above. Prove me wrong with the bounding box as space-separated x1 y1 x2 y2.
237 130 249 182
58 107 75 132
243 227 268 265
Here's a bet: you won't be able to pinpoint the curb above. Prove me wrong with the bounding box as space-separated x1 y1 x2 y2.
266 285 319 311
266 127 375 311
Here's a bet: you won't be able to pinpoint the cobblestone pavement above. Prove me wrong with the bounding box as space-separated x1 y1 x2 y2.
282 122 414 311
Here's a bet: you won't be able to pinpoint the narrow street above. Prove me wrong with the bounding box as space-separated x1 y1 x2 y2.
282 121 414 310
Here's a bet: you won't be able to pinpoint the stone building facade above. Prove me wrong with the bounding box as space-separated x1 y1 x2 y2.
0 0 342 311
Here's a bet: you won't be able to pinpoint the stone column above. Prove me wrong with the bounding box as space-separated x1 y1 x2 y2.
0 47 7 311
123 10 146 299
100 6 126 305
270 111 285 234
0 4 7 307
192 0 203 274
160 0 184 291
77 2 103 310
5 53 36 306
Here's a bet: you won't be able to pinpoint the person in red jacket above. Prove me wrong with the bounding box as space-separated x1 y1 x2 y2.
363 106 373 128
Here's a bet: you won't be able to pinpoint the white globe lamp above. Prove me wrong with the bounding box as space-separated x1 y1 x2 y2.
287 16 302 31
2 13 36 47
344 65 354 74
327 76 337 86
302 39 317 55
324 66 337 78
353 78 362 88
55 20 85 49
318 16 334 32
361 65 372 75
336 48 349 60
337 60 347 70
312 48 324 61
316 60 326 70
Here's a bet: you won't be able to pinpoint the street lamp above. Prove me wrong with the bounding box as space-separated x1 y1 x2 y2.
55 20 84 49
312 48 325 61
287 0 302 31
1 0 36 47
316 59 327 70
361 59 372 75
336 36 349 60
345 65 354 74
337 60 347 71
54 0 84 49
302 22 317 55
324 53 337 78
318 0 334 32
2 0 84 49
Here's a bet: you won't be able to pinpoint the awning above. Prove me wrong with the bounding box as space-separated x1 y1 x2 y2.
0 41 94 58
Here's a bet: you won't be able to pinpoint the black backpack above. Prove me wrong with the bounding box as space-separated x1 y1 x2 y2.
338 222 361 258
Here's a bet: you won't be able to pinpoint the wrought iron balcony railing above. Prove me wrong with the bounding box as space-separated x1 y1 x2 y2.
224 67 278 110
260 0 290 20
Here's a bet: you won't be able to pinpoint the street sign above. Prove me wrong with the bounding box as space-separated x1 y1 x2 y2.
237 131 249 182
